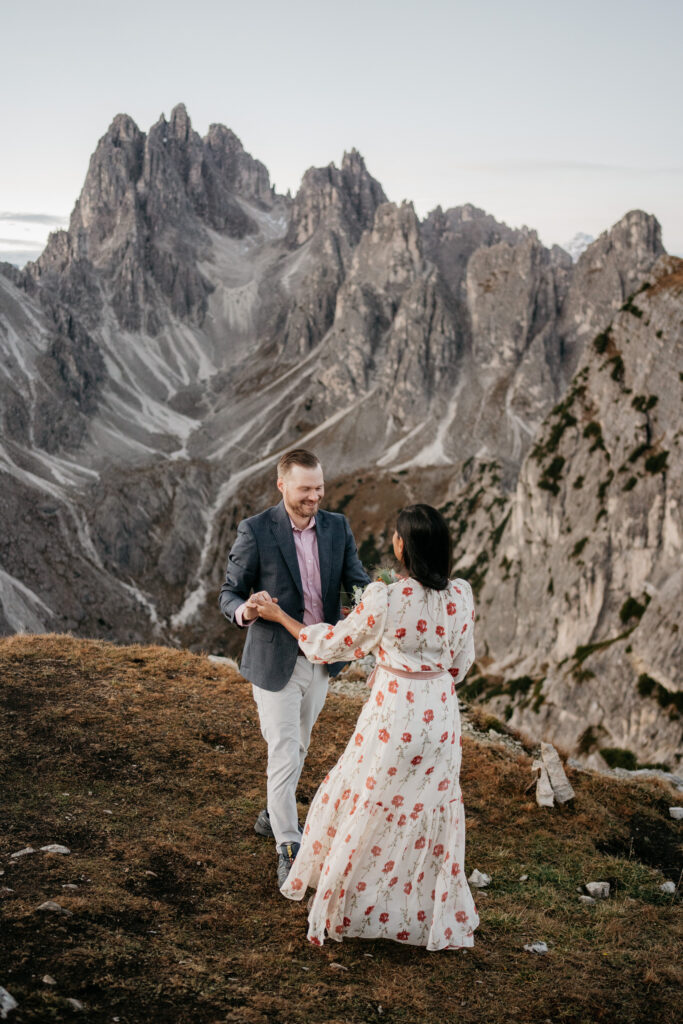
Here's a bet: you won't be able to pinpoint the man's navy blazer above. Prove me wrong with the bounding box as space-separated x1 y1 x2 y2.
218 500 371 691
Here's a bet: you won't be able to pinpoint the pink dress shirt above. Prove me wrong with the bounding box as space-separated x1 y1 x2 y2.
235 515 324 629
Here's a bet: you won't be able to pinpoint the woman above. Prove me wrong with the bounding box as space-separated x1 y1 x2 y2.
256 504 479 950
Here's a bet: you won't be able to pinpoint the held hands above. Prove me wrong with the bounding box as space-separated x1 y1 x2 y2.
243 591 274 621
255 597 282 622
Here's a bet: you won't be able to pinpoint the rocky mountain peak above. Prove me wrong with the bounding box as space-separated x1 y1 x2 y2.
286 152 386 248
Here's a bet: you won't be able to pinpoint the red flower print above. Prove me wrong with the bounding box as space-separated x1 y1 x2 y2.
357 881 366 891
365 906 374 915
436 625 445 637
441 692 447 703
388 766 397 776
305 824 311 834
389 876 398 887
371 845 382 856
382 860 395 873
441 892 448 902
354 647 364 658
438 780 449 791
398 814 407 826
413 802 424 813
445 927 453 939
426 767 435 775
310 936 321 946
387 813 394 822
379 912 389 923
455 586 461 595
406 691 414 703
344 863 352 876
472 608 475 620
325 630 334 640
431 890 435 900
355 733 363 746
417 619 427 633
415 837 426 849
411 755 423 766
378 728 390 743
343 916 351 927
323 889 332 899
366 777 376 790
327 826 337 837
335 924 344 933
455 910 468 922
388 679 398 693
447 602 456 615
402 586 413 595
375 692 384 706
423 709 434 723
357 602 364 612
313 841 322 855
449 667 460 679
300 632 307 642
291 877 303 891
342 789 351 800
344 635 353 646
417 910 426 921
404 881 412 894
440 731 449 742
395 627 406 639
433 844 444 857
339 888 345 898
417 871 424 882
391 794 404 807
451 863 460 878
367 614 375 627
397 930 410 940
402 732 412 742
421 664 431 671
321 793 329 803
461 623 468 634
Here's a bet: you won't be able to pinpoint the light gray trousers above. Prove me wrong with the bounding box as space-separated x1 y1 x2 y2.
252 656 329 848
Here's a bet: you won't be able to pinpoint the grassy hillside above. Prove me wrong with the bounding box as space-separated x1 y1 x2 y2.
1 635 681 1023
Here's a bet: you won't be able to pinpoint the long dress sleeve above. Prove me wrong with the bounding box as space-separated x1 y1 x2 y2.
449 582 475 684
298 581 388 664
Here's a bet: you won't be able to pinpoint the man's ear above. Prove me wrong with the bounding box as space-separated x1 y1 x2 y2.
277 478 284 495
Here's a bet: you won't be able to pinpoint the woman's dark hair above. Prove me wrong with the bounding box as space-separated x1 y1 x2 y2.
395 504 451 590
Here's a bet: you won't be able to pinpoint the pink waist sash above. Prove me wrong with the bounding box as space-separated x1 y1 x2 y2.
374 662 446 681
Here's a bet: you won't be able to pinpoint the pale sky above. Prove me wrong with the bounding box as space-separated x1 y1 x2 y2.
1 0 681 265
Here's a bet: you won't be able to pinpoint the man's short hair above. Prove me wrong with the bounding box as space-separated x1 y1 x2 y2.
277 448 321 479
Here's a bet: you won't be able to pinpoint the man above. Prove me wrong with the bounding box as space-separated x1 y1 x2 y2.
218 449 370 888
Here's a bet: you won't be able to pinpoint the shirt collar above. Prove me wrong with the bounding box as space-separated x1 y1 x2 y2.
289 514 316 533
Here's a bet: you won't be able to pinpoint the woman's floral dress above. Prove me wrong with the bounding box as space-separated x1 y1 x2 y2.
281 577 479 951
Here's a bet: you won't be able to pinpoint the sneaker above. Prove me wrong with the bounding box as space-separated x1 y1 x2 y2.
254 809 274 838
277 841 300 888
254 809 303 838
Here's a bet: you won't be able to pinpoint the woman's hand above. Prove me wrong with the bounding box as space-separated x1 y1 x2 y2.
256 597 282 622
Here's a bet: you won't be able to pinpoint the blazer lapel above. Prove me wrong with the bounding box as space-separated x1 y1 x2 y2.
316 511 331 603
270 502 303 596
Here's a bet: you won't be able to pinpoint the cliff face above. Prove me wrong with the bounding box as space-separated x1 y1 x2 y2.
0 105 678 767
468 256 682 769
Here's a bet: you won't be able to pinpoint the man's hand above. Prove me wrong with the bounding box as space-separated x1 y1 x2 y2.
256 597 281 622
243 591 273 622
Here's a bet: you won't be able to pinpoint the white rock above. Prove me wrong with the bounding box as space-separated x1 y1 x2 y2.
0 987 18 1019
10 846 35 859
37 900 73 916
541 742 576 803
42 975 57 986
208 654 239 669
468 869 491 888
532 760 554 807
103 810 113 815
62 883 79 890
524 941 548 954
40 844 71 855
518 874 529 882
668 807 683 820
585 882 610 899
579 895 596 905
660 880 676 894
66 998 84 1011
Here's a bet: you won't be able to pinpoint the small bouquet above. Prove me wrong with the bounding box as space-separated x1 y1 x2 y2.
351 565 399 607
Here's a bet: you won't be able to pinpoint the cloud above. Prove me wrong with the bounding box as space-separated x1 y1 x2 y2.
0 212 67 226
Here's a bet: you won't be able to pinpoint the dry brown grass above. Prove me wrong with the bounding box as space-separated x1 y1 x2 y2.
1 633 681 1023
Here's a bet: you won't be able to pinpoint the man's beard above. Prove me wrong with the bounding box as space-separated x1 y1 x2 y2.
289 497 320 519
